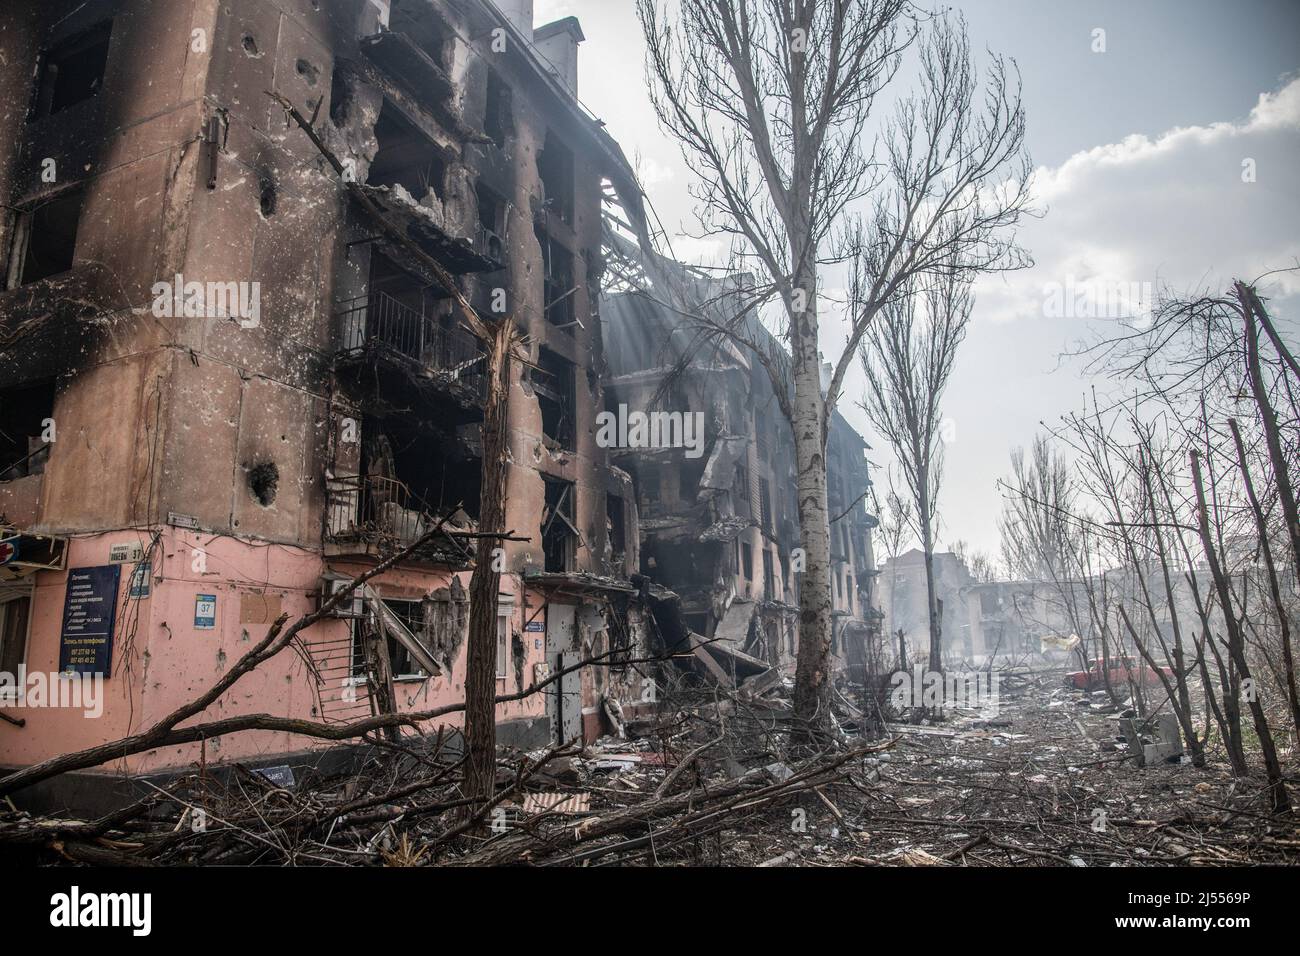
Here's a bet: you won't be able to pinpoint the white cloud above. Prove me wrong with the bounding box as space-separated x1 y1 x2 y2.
975 74 1300 325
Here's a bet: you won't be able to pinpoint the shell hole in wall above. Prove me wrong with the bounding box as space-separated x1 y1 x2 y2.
249 461 280 506
258 175 277 216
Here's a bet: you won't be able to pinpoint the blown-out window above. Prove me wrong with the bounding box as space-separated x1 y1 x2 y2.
542 477 578 573
32 22 112 119
8 189 85 288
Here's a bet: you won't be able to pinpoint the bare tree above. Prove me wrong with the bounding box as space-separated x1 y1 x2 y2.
951 538 998 583
636 0 1031 727
1034 273 1299 798
858 269 972 672
870 474 913 667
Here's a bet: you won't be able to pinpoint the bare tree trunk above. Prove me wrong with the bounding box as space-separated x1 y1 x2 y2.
791 279 834 730
1229 418 1300 748
1239 282 1300 589
463 320 514 806
364 623 401 745
633 1 1028 735
1190 450 1290 813
1166 489 1250 774
920 517 942 673
1137 449 1204 765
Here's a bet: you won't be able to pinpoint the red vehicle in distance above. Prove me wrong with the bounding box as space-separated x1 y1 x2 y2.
1065 656 1173 691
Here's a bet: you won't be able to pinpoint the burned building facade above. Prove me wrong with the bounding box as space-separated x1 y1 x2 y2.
0 0 649 786
601 259 880 687
877 550 975 666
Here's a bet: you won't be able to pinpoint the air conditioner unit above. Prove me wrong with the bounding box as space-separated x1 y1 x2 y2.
320 574 364 619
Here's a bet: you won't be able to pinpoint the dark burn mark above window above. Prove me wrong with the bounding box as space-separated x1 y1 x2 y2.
31 21 112 120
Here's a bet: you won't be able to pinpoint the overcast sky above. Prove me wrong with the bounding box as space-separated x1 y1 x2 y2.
536 0 1300 559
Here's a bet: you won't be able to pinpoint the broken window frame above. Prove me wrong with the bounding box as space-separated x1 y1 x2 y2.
483 68 513 150
762 548 775 599
367 99 448 204
733 463 752 519
537 130 575 225
533 347 576 450
378 598 434 681
0 595 32 681
537 227 578 333
29 20 113 121
475 180 508 259
6 188 86 289
542 476 580 573
0 381 56 481
606 493 626 558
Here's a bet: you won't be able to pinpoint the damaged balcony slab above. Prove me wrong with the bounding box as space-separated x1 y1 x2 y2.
712 598 756 648
354 185 503 275
0 263 125 375
359 31 455 104
699 514 750 542
522 569 638 595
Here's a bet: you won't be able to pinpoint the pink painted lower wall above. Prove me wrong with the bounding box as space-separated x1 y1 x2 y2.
0 527 548 775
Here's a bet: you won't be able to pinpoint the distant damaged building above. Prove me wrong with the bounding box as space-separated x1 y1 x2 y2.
601 247 881 686
0 0 651 792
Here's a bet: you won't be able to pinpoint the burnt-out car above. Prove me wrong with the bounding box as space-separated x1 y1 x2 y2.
1065 656 1173 691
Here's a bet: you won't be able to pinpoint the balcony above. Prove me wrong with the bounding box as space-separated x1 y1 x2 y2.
324 473 473 565
360 31 455 104
335 291 487 398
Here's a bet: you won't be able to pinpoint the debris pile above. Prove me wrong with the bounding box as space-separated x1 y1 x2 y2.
2 666 1294 867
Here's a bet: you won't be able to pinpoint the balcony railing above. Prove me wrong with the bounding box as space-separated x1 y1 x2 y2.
336 291 486 393
325 473 473 563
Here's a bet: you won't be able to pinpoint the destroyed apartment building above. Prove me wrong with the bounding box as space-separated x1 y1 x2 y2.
601 244 882 688
0 0 666 800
